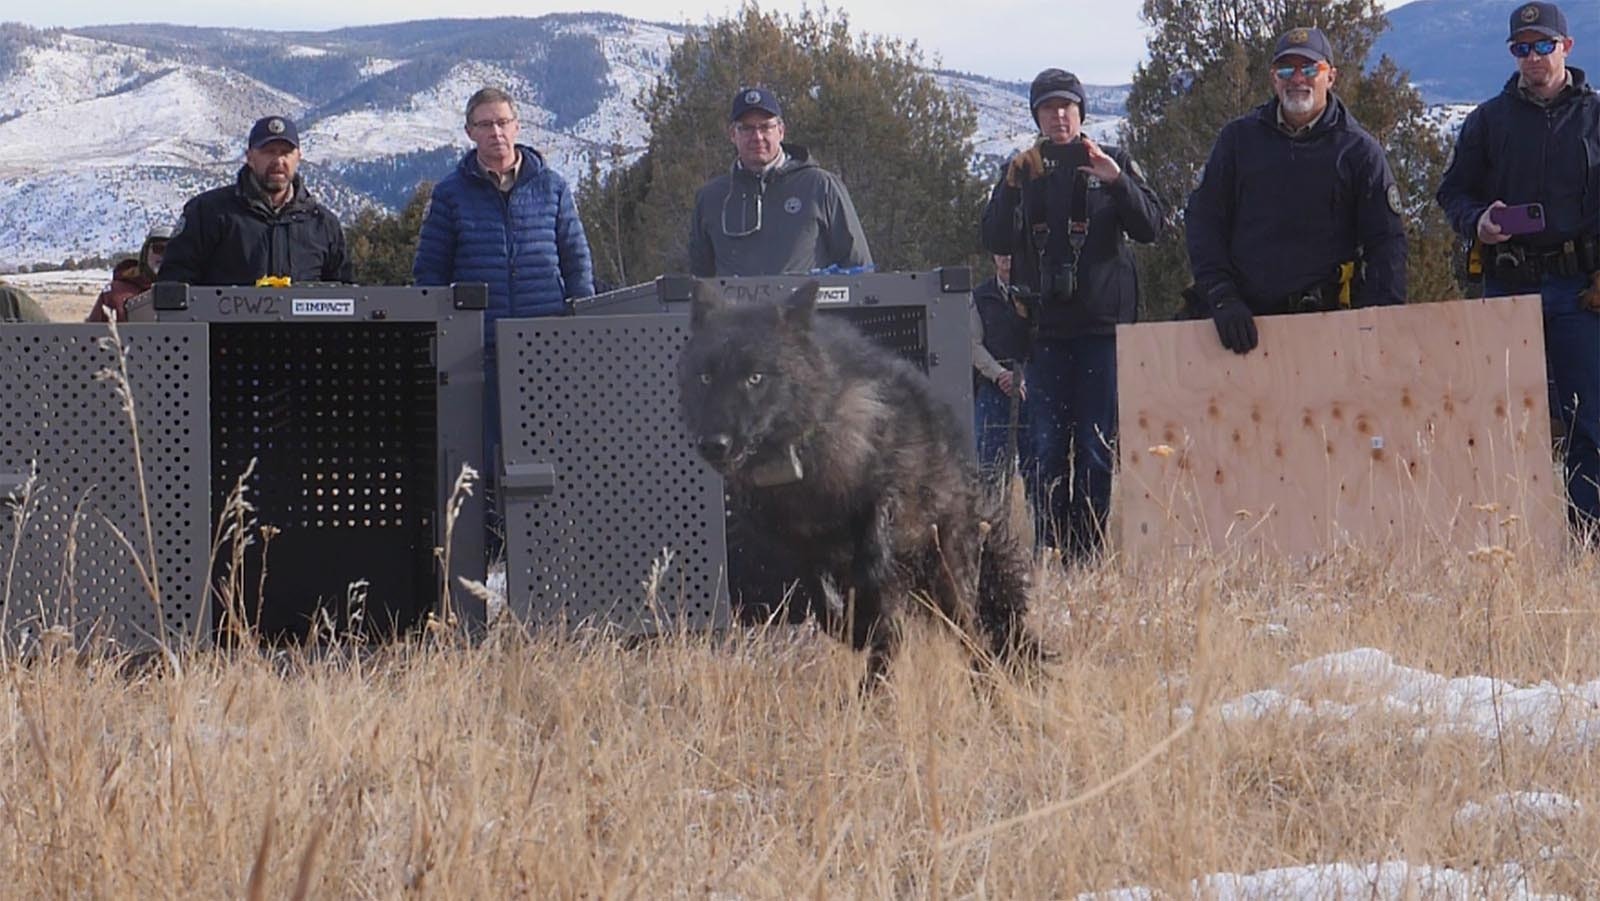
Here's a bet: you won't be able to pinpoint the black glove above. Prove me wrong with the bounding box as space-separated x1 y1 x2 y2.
1209 291 1258 354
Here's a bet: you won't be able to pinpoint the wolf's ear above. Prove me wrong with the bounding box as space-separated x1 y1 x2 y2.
690 282 727 329
780 281 820 332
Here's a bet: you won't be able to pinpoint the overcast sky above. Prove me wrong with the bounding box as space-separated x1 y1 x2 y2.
19 0 1161 84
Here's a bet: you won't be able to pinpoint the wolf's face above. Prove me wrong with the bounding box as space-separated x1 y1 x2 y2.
677 282 821 479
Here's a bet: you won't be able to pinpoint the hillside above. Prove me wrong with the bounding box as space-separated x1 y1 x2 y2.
1375 0 1598 103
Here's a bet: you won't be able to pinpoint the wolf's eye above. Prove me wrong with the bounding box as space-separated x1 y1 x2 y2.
698 372 713 385
746 372 764 387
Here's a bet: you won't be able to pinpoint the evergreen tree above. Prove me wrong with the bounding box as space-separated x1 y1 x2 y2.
346 183 433 285
579 6 987 286
1124 0 1458 320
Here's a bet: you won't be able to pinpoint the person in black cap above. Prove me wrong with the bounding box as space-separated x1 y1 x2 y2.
1437 1 1600 532
687 86 872 277
980 67 1163 562
1185 26 1406 356
158 115 351 286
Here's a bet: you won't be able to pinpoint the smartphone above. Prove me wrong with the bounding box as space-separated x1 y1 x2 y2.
1490 203 1546 236
1040 140 1090 172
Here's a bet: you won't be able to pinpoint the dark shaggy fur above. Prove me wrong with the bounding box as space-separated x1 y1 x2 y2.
677 281 1042 685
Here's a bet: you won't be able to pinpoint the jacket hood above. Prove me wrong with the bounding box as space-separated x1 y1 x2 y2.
234 166 314 213
731 142 818 182
458 144 548 185
1253 91 1349 137
1498 65 1592 103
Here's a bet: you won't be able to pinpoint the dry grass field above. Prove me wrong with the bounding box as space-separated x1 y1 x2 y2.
1 547 1597 898
4 291 1597 895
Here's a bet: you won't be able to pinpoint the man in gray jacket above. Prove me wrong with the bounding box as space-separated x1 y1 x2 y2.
688 87 873 276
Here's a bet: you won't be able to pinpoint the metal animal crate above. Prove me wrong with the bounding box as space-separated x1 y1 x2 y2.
129 282 487 640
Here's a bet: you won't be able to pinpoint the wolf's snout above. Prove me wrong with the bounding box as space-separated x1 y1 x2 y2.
697 434 734 464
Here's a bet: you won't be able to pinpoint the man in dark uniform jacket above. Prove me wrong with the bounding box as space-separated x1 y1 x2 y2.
981 68 1164 560
159 116 351 286
1438 1 1600 529
1186 27 1407 354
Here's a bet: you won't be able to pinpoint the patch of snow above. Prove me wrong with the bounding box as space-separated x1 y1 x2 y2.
1083 860 1558 900
1199 647 1600 747
0 33 162 118
0 66 306 177
358 57 404 78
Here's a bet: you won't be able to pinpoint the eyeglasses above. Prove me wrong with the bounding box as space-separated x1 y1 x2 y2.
1510 38 1559 58
734 120 781 138
469 117 517 131
1272 62 1327 81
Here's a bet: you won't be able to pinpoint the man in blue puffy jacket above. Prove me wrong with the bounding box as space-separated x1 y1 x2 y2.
413 87 595 551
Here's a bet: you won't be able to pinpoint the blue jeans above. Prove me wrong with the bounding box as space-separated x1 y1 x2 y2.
974 377 1031 485
1024 335 1118 559
1491 274 1600 529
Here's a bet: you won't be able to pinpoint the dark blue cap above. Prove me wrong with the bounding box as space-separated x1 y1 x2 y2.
247 115 299 151
1508 2 1567 40
1272 27 1335 64
730 87 782 122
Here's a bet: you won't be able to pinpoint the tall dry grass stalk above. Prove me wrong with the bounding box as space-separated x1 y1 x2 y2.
0 550 1594 896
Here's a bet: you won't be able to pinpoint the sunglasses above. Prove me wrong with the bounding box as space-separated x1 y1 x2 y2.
1273 62 1327 80
1509 38 1559 58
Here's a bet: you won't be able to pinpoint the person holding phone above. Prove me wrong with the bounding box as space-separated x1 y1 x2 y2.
1185 27 1407 358
980 68 1163 562
1437 1 1600 530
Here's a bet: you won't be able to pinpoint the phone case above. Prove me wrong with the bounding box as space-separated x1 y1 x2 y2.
1491 204 1546 235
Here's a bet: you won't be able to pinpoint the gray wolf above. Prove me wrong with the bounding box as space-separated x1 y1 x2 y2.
677 281 1042 685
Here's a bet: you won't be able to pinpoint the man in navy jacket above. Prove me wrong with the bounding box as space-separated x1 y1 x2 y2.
1437 2 1600 529
413 87 595 551
1186 27 1407 354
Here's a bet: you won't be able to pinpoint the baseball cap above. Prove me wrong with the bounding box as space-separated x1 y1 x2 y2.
1272 27 1335 64
1029 68 1085 117
730 87 782 121
1507 2 1568 40
247 115 300 151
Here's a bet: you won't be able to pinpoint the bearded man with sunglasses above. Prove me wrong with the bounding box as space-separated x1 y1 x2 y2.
1437 1 1600 530
687 87 872 277
1185 27 1407 356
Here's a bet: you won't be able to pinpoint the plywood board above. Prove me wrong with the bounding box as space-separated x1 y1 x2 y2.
1114 297 1565 560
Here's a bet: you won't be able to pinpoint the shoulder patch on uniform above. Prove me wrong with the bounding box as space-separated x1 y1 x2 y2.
1386 183 1404 216
783 196 802 214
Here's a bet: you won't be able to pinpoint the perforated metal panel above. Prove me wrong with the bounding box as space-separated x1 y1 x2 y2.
209 322 440 638
0 324 209 649
497 314 728 635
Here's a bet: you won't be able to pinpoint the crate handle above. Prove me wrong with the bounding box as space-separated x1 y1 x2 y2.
500 462 556 496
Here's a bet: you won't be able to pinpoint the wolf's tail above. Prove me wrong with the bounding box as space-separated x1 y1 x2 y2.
976 481 1049 665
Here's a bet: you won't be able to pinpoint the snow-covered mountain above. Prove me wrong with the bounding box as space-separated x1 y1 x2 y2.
0 15 1137 269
